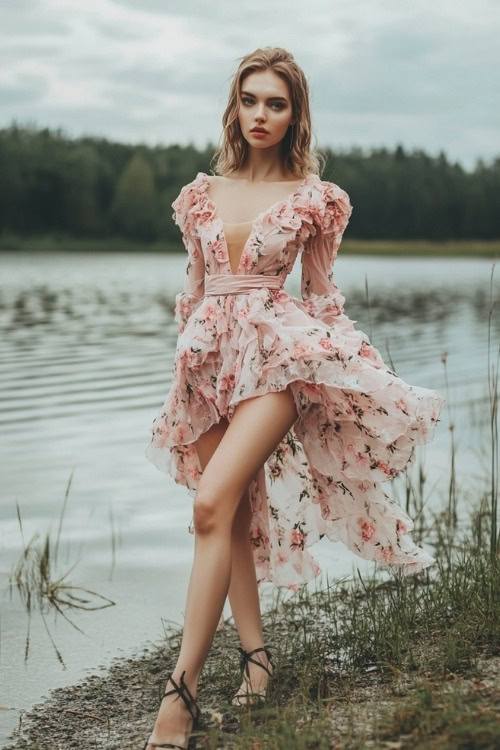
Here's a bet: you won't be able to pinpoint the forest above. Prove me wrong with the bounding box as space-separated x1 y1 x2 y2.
0 123 498 245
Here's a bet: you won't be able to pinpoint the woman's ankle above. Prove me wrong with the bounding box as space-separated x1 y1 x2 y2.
241 644 271 660
240 645 273 676
167 668 199 699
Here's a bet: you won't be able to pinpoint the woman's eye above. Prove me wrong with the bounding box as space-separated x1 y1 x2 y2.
241 98 284 111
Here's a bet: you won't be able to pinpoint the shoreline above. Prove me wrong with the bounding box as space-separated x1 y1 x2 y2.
1 237 499 257
5 585 500 749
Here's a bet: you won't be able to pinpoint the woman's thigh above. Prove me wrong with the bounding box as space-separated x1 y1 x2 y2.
194 416 230 472
194 415 251 528
194 386 298 528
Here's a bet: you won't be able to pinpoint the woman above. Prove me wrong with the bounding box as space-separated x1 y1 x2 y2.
143 47 445 749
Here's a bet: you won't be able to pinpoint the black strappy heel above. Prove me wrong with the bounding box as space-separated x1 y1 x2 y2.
142 670 201 750
232 645 274 706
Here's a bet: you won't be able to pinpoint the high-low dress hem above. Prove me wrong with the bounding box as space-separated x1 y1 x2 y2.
145 171 445 590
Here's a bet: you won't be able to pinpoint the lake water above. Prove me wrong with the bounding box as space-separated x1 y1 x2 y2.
0 249 498 745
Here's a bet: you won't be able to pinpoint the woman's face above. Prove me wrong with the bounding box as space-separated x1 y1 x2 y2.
237 69 294 150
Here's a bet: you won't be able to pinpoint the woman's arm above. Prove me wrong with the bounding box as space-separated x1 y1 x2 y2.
300 183 352 327
171 183 206 334
174 232 205 334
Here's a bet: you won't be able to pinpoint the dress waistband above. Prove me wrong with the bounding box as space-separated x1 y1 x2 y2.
204 273 283 296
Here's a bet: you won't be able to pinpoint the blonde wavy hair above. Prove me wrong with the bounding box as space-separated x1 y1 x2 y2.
211 47 325 179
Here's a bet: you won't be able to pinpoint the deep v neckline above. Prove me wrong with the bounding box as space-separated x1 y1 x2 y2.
200 172 311 276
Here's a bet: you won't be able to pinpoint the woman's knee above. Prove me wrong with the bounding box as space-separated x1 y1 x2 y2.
193 479 252 536
192 389 298 536
192 479 233 535
192 487 217 534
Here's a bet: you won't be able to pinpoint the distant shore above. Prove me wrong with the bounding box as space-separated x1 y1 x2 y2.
1 236 499 257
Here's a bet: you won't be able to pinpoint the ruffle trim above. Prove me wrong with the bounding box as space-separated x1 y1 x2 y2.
298 287 347 323
174 290 204 334
293 177 353 246
171 171 353 249
149 288 444 489
146 343 444 587
171 173 207 235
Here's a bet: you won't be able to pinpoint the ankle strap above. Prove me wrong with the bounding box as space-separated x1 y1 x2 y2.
238 646 273 680
162 670 200 724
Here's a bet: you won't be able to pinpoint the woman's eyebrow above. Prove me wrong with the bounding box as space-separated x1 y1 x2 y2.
241 90 288 103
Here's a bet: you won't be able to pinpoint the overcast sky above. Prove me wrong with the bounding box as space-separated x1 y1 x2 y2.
1 0 498 171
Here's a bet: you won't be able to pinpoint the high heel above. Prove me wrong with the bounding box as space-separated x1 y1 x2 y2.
142 670 201 750
231 645 274 706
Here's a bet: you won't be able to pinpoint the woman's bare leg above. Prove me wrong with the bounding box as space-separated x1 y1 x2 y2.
145 417 229 750
145 387 298 749
229 489 263 649
227 490 273 702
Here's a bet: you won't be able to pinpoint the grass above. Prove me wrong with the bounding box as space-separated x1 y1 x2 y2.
9 467 116 668
379 680 500 749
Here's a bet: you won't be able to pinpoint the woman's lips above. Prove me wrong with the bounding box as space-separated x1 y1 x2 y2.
251 130 268 138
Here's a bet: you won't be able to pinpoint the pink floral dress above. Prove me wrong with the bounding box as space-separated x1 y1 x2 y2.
145 171 445 589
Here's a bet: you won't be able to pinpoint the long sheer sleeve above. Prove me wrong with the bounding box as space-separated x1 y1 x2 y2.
300 182 353 327
173 232 205 334
171 183 206 335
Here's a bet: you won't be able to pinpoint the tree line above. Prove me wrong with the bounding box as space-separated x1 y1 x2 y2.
0 123 498 244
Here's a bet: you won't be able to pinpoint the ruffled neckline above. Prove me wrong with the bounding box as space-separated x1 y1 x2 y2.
197 170 316 226
193 171 325 275
172 170 352 276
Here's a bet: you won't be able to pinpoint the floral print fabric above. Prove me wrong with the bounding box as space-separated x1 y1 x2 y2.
145 171 445 589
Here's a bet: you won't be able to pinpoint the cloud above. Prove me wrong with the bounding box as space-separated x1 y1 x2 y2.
0 0 497 169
